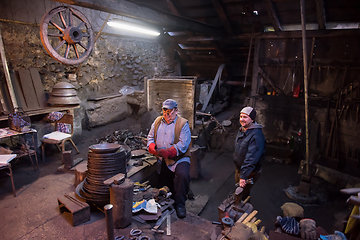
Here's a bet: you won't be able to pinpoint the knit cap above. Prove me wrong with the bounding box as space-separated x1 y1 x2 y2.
240 106 256 121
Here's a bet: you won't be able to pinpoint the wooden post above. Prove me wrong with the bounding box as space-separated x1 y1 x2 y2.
300 0 310 177
0 26 18 110
144 77 149 110
74 162 87 187
110 178 134 229
244 26 254 88
250 38 261 107
201 64 225 112
189 146 201 179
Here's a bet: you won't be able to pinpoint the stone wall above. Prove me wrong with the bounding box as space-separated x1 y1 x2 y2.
0 21 174 128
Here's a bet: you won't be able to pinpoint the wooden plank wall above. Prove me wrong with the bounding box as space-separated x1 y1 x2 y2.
147 77 197 129
13 68 46 111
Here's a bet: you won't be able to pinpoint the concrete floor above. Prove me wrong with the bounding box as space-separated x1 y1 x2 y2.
196 154 351 234
0 110 352 239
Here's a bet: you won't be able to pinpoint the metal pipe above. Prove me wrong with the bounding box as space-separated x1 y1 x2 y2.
104 204 115 240
300 0 310 176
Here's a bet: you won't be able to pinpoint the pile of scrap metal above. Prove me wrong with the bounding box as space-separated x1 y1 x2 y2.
97 129 147 150
211 186 268 240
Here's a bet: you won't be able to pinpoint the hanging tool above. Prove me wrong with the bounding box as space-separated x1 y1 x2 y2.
282 70 291 91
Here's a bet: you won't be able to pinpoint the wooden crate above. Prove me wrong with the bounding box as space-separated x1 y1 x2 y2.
146 76 197 129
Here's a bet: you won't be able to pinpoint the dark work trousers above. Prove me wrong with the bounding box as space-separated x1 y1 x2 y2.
157 160 190 207
235 168 261 201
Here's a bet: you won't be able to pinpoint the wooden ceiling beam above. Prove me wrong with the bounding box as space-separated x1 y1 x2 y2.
228 28 360 40
181 4 214 11
53 0 224 35
212 42 227 60
211 0 233 34
162 1 195 36
185 60 226 67
173 43 192 61
315 0 326 30
165 35 222 43
164 0 181 16
263 0 282 31
167 29 360 44
163 33 192 61
180 46 216 50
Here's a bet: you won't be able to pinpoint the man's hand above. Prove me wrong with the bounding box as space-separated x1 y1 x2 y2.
239 179 247 188
299 219 316 240
148 143 158 156
158 146 177 159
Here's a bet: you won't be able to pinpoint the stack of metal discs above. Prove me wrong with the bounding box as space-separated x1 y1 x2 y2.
76 143 131 205
47 82 81 106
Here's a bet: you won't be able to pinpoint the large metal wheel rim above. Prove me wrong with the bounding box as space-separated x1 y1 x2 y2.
40 6 94 65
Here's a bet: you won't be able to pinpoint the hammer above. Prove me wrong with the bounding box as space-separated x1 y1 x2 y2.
234 178 254 205
235 178 254 188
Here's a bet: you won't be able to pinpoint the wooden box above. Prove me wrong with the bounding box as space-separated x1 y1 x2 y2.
145 76 197 129
58 193 90 226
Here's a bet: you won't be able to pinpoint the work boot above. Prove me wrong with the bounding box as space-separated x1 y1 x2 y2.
175 204 186 218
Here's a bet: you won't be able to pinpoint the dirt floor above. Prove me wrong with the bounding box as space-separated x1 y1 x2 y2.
0 105 354 239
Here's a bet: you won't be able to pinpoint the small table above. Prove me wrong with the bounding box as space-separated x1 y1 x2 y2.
0 128 39 170
0 154 17 196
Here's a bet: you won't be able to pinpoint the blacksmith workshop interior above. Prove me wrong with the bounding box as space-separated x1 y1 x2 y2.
0 0 360 239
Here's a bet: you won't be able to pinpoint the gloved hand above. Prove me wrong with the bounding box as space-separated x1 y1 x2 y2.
300 218 317 240
158 146 177 159
276 216 299 236
148 143 158 156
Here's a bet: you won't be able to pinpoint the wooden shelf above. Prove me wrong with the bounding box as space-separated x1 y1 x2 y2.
0 105 80 121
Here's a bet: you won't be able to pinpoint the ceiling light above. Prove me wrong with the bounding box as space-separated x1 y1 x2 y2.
107 20 160 36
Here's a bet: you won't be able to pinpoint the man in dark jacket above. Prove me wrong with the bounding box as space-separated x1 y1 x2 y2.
233 106 266 200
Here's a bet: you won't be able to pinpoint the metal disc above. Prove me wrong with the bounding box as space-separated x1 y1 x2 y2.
221 216 234 226
131 149 146 158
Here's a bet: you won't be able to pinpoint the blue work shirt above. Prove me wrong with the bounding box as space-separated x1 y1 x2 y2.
147 116 191 172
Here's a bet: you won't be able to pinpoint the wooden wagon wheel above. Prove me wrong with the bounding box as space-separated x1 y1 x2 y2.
40 6 94 65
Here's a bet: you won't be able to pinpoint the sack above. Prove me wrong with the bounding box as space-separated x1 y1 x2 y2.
8 108 31 132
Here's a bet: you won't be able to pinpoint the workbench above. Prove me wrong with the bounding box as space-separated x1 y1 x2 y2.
127 154 157 183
